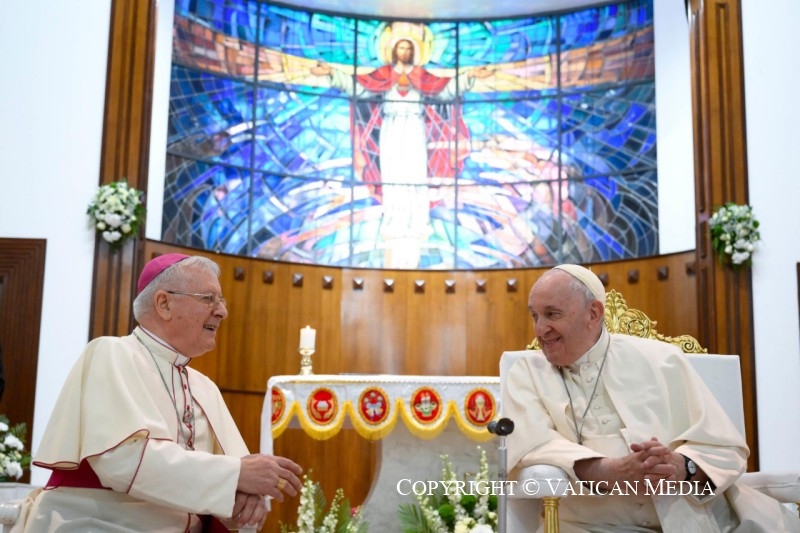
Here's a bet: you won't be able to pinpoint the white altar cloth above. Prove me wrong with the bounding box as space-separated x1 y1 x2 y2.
260 374 500 451
260 375 501 532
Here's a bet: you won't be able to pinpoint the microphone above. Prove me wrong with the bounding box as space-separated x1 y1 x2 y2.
487 417 515 436
490 418 515 533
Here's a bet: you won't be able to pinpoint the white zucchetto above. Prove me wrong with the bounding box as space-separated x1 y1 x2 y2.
553 264 606 302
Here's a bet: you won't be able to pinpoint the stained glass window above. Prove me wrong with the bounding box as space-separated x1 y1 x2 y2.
164 0 656 269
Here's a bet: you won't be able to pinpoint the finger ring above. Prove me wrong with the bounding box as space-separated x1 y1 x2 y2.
276 478 287 491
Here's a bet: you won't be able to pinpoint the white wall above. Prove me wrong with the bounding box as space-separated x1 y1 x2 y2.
742 0 800 470
654 0 696 254
0 1 111 485
145 0 175 240
3 0 792 487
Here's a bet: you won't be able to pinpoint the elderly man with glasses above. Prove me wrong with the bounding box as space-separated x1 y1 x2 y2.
13 254 302 532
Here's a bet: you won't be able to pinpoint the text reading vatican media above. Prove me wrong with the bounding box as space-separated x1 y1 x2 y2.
396 479 715 498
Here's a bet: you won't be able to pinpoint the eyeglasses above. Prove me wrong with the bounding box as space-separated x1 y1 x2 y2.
166 290 227 308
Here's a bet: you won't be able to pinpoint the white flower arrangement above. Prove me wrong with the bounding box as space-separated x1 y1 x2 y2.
709 202 761 268
398 447 498 533
281 473 367 533
0 415 31 482
86 180 145 251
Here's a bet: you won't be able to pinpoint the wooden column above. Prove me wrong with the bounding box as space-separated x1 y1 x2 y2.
688 0 758 470
89 0 156 338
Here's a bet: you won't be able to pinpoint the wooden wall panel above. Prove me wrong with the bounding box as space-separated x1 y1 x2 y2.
587 256 700 341
341 269 408 374
221 259 296 382
688 0 757 470
0 239 47 483
217 258 279 390
401 271 468 375
463 270 537 376
89 0 157 339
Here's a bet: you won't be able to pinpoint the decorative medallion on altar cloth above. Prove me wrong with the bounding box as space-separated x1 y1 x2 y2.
270 387 285 424
358 387 390 425
307 387 338 424
410 386 443 423
464 388 495 426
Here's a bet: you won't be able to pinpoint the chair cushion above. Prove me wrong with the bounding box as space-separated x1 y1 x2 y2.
739 471 800 503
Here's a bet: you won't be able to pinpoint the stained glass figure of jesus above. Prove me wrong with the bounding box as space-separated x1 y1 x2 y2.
312 34 491 268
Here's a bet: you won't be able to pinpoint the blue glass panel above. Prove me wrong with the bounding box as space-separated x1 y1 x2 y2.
173 0 262 80
162 155 252 255
167 66 255 168
460 18 560 101
560 0 653 50
460 99 562 185
454 182 563 268
249 174 361 265
250 88 353 179
559 0 655 92
560 83 657 176
257 3 356 95
175 0 261 42
560 171 658 262
259 4 356 65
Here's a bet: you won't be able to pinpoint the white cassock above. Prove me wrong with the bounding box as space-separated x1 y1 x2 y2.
12 327 250 532
503 329 800 532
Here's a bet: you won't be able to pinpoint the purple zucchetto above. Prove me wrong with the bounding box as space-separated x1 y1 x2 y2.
137 253 189 294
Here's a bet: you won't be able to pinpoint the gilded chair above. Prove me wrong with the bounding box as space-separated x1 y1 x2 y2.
499 289 800 533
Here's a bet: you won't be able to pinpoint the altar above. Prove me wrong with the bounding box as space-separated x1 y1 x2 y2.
260 374 501 531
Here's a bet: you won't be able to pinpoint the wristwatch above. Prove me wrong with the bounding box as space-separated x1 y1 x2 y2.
683 454 697 481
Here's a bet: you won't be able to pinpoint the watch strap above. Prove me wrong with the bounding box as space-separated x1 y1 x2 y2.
682 454 696 481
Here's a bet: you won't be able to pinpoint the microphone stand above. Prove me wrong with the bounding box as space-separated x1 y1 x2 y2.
497 432 509 533
488 418 514 533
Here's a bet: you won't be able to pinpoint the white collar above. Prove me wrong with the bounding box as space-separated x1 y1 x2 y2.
137 326 191 367
570 328 609 369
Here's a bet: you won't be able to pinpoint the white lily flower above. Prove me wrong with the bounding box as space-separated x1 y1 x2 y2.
88 181 144 250
710 203 760 269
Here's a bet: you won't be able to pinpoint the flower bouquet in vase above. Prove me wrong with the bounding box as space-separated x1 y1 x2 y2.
0 415 31 484
86 179 145 251
708 202 761 269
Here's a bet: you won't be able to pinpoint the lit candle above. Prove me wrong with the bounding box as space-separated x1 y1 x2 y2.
299 325 316 350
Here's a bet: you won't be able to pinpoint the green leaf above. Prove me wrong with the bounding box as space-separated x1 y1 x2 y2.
398 502 434 533
312 481 327 527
